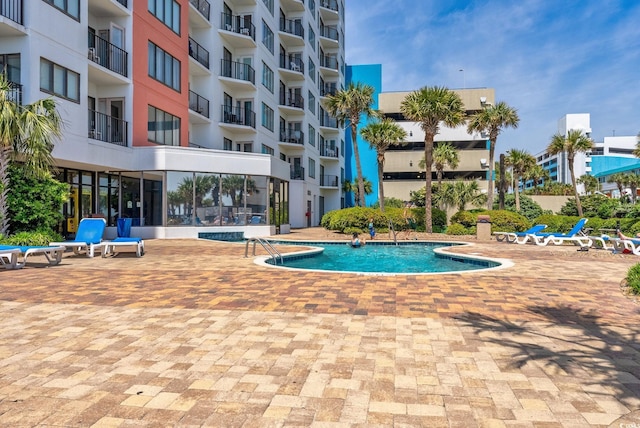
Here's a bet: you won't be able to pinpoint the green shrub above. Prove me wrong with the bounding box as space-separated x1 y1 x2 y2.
559 195 620 218
449 210 530 233
0 229 63 246
494 194 545 222
446 223 471 235
320 206 446 234
625 263 640 295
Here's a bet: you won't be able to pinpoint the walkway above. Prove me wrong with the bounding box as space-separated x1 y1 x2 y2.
0 229 638 427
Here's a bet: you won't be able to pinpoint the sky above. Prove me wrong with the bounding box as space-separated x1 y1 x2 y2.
344 0 640 155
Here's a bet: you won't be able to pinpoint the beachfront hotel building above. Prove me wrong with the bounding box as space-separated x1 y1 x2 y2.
344 64 494 206
0 0 345 238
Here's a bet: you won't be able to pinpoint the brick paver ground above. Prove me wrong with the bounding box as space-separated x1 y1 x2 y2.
0 228 638 427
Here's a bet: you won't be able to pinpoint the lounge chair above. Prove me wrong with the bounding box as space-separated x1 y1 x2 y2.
0 245 65 269
50 218 106 257
493 224 547 244
611 236 640 255
526 218 592 248
102 237 145 258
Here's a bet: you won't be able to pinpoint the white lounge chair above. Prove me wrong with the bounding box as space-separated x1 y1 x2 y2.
0 247 21 269
50 218 106 257
0 245 65 268
527 218 592 248
102 237 145 258
494 224 547 244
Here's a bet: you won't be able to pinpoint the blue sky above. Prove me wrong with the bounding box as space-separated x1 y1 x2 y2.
345 0 640 154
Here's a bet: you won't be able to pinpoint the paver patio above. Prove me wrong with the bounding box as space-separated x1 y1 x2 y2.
0 228 638 427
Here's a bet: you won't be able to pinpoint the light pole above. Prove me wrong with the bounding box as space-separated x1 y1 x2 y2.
459 69 465 89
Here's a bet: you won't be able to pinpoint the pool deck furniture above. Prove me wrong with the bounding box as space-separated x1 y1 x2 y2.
493 224 547 244
102 237 145 258
524 218 591 248
0 245 65 269
50 217 106 258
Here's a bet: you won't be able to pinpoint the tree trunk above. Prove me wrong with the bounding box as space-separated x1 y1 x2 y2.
568 154 583 216
0 146 12 236
424 134 434 233
514 173 521 212
486 138 496 210
498 154 505 210
377 153 385 212
351 123 365 207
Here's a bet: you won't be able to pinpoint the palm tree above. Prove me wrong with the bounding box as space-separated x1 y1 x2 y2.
623 173 639 204
632 132 640 158
0 74 63 236
342 178 373 204
360 118 407 212
400 86 465 233
524 164 550 194
432 142 459 188
547 129 594 216
505 149 535 212
439 181 487 211
467 101 520 210
577 174 598 195
324 82 380 207
608 172 627 200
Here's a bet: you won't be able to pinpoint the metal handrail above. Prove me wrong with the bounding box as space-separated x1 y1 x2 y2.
388 219 398 245
245 237 283 264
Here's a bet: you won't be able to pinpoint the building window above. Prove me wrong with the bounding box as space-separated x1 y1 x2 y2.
341 139 345 157
148 42 181 92
262 0 274 15
262 20 274 54
236 142 253 152
148 105 180 146
308 158 316 179
308 25 316 51
39 58 79 102
309 0 316 19
308 91 316 115
42 0 79 20
262 61 274 93
308 57 316 82
223 137 233 151
308 124 315 147
148 0 181 35
262 144 274 155
262 102 274 131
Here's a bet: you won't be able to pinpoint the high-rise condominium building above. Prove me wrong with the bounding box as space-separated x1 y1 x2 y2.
0 0 345 238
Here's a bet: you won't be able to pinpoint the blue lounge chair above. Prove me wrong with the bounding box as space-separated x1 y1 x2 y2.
526 218 592 248
102 237 145 258
493 224 547 244
50 218 106 257
0 245 65 269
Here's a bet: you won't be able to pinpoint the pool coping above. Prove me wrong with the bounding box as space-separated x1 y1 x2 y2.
252 239 514 276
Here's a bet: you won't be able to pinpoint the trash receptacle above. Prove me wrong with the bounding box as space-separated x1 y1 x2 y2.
117 218 132 238
476 215 491 241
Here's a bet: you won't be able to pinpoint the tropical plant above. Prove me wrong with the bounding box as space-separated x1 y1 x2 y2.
360 118 407 211
418 142 460 192
342 178 373 205
608 172 627 200
623 173 640 204
547 129 594 216
0 74 63 236
438 180 487 211
494 194 546 223
524 164 550 194
577 174 599 196
633 132 640 158
400 86 465 232
505 148 535 212
467 101 520 210
324 82 380 207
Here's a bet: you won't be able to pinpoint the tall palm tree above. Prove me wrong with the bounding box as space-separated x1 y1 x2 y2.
439 181 487 211
577 174 598 195
324 82 380 207
360 118 407 212
608 172 627 200
505 149 535 212
432 142 459 188
623 173 639 204
400 86 465 233
467 101 520 210
0 74 63 236
524 164 550 194
342 178 373 204
547 129 594 216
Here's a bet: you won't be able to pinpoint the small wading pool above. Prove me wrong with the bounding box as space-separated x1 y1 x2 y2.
259 241 506 275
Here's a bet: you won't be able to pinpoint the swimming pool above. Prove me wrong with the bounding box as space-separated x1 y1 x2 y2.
258 241 507 275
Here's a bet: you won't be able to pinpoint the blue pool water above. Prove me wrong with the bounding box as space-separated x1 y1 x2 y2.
265 242 500 274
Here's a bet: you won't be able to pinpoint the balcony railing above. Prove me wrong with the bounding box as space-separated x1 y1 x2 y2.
290 166 305 180
220 105 256 128
320 145 339 158
4 80 22 105
88 109 128 147
88 33 128 77
189 37 210 69
279 18 304 38
220 59 255 84
221 13 256 40
190 0 210 20
280 129 304 145
320 54 338 70
279 54 304 73
279 91 304 109
320 25 339 42
320 0 338 12
1 0 23 25
189 90 210 118
320 114 338 128
320 82 337 97
320 175 338 187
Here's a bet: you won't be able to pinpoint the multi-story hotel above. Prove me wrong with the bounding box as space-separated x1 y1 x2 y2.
0 0 345 238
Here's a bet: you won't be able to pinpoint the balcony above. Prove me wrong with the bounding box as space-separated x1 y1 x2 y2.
0 0 22 28
88 109 128 147
320 113 338 129
279 54 304 80
319 25 339 48
220 13 256 48
320 174 339 187
220 105 256 129
320 54 339 76
290 166 305 180
320 0 339 13
220 59 255 86
189 37 210 70
189 90 210 119
4 80 22 105
320 145 339 159
279 18 304 46
189 0 209 20
279 128 304 145
279 90 304 110
88 0 129 18
88 33 128 77
320 81 337 97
